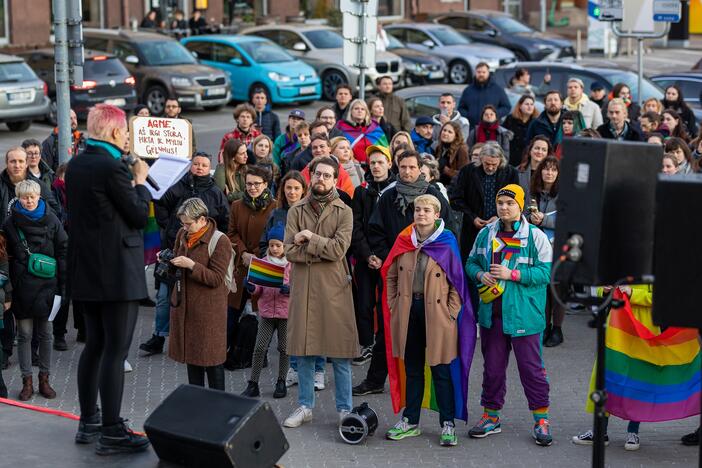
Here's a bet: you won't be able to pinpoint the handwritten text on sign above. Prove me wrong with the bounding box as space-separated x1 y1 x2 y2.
129 116 192 159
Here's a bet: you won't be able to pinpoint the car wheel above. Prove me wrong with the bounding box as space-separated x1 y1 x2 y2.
7 121 31 132
249 83 272 105
448 60 470 84
322 70 346 101
144 85 168 116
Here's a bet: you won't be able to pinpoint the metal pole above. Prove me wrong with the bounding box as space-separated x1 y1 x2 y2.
53 0 72 166
540 0 546 33
576 29 582 60
503 0 509 14
358 0 368 101
637 37 643 105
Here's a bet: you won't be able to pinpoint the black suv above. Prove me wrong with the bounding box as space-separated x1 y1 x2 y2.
21 49 137 124
83 28 230 115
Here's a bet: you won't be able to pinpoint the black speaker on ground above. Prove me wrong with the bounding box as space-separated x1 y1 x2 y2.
554 138 661 285
653 174 702 328
144 384 289 468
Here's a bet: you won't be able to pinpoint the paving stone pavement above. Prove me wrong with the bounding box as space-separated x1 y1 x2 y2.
1 297 699 467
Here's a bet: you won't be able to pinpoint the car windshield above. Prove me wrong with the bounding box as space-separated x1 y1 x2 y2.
490 16 534 34
429 27 470 46
138 40 197 66
84 58 127 76
0 62 36 82
238 41 295 63
599 70 664 100
386 34 405 49
302 29 344 49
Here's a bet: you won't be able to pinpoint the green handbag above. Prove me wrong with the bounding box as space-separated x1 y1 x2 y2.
17 228 57 279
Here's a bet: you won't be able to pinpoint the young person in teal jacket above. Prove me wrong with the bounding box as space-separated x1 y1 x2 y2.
465 184 553 446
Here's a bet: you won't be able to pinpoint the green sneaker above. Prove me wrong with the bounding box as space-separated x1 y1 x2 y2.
440 421 457 447
386 417 421 441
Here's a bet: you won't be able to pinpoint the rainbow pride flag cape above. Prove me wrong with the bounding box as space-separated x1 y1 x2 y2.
143 202 160 265
590 292 701 422
248 257 285 288
381 221 476 421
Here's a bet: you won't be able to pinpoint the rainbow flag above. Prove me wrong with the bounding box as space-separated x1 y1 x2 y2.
248 257 285 288
589 291 701 422
381 221 476 421
143 202 160 265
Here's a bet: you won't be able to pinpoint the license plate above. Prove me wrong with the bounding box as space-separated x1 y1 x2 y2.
299 86 317 95
205 87 226 97
7 90 32 104
104 98 126 106
429 71 444 79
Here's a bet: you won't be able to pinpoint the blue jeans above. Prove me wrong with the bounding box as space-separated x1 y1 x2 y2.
290 355 325 373
154 282 170 337
296 356 352 412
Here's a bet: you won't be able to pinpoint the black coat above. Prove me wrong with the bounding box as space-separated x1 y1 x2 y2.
595 123 643 141
450 164 519 258
3 202 67 320
290 147 313 172
502 115 534 167
661 100 698 137
65 141 152 301
0 170 58 227
155 173 229 249
40 130 87 173
367 182 449 261
254 109 281 141
351 172 396 261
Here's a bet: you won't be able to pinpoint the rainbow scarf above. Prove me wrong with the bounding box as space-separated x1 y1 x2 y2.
143 202 160 265
381 221 476 421
590 292 701 422
336 119 389 163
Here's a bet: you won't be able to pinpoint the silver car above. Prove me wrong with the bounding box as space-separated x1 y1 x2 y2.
241 25 404 101
385 23 516 85
0 54 50 132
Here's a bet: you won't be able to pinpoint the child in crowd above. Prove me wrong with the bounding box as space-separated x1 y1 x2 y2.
241 223 291 399
282 122 311 175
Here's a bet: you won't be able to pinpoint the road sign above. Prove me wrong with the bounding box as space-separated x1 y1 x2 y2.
341 0 379 100
653 0 681 22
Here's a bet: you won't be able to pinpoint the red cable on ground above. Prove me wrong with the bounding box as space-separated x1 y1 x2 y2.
0 397 80 420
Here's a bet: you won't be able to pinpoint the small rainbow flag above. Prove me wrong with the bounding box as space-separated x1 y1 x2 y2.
143 202 160 265
248 257 285 288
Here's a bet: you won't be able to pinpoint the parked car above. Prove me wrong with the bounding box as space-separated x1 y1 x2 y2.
20 49 137 125
181 35 321 104
83 28 230 115
650 73 702 123
384 33 446 86
0 54 50 132
394 84 543 126
240 24 404 101
493 62 664 102
432 10 574 62
385 23 516 85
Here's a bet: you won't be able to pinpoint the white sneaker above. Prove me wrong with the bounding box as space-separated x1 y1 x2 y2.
314 371 325 391
285 368 298 388
624 432 640 451
338 409 351 426
283 405 313 428
123 360 133 373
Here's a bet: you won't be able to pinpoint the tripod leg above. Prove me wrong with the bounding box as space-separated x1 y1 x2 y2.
591 306 608 468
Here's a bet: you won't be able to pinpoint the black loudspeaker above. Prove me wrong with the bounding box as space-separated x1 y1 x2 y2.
554 138 661 285
653 175 702 328
144 384 289 468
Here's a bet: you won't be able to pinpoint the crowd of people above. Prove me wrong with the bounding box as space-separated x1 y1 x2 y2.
0 58 699 456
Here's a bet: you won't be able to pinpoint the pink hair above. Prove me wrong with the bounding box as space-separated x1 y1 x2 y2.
87 104 127 140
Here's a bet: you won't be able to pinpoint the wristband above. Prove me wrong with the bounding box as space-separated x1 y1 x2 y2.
510 269 519 282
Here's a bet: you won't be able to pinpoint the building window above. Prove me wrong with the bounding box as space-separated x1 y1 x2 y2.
378 0 403 17
0 0 7 45
82 0 102 28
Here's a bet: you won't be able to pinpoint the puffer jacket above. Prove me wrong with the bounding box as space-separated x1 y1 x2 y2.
251 256 291 319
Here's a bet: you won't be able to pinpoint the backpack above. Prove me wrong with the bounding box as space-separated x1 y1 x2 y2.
208 230 237 293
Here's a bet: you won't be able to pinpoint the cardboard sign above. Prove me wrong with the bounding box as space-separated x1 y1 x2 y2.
129 116 193 159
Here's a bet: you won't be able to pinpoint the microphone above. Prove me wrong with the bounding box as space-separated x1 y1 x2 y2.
122 154 160 191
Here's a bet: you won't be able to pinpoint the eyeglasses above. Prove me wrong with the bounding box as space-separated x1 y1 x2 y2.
26 151 40 157
312 171 334 180
245 181 265 188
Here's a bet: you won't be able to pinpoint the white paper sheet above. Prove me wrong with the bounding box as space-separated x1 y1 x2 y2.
145 153 192 200
48 295 61 322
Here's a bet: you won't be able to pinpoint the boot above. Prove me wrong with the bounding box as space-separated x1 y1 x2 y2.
53 335 68 351
96 419 150 456
38 371 56 399
240 381 260 398
75 408 102 444
139 334 164 355
273 378 287 399
545 326 564 347
18 375 33 401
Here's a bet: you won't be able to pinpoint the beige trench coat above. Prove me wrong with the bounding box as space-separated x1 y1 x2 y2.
386 249 461 366
284 197 359 358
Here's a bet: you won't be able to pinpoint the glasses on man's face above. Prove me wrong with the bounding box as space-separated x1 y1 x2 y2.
26 152 40 157
246 181 264 188
313 171 333 181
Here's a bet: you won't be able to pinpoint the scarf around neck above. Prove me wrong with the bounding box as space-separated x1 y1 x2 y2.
476 121 499 143
309 187 339 217
564 94 587 111
186 222 209 248
14 198 46 221
243 188 272 212
395 175 429 216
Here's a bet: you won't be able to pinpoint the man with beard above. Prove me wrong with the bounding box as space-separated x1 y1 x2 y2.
352 150 448 396
596 98 643 141
41 109 86 172
376 76 411 132
526 91 565 148
163 98 197 152
283 156 358 428
457 63 511 127
350 145 395 368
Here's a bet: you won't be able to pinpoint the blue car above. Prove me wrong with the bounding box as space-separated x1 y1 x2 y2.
181 35 321 104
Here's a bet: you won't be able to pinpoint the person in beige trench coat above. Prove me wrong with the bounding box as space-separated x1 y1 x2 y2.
168 199 232 390
282 156 358 429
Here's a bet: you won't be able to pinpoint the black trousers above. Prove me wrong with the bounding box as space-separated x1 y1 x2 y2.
52 299 85 338
353 262 380 348
402 298 455 426
365 281 387 387
76 300 138 426
187 364 225 390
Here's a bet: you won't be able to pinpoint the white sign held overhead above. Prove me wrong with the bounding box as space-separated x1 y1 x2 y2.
129 116 193 159
653 0 681 22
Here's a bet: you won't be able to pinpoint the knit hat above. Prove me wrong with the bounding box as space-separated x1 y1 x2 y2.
266 222 285 243
365 144 392 163
415 116 433 126
496 184 525 211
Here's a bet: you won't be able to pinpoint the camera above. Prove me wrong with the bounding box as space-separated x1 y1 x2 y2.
154 248 176 284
